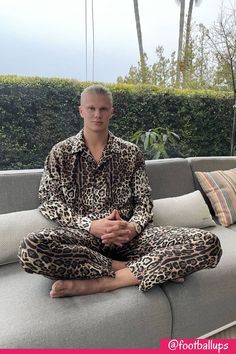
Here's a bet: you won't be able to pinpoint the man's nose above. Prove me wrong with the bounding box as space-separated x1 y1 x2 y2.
94 109 101 118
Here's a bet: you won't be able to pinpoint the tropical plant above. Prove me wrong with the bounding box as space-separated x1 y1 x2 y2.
182 0 202 87
131 128 182 159
205 3 236 155
117 47 176 86
176 0 185 87
117 53 151 84
133 0 146 83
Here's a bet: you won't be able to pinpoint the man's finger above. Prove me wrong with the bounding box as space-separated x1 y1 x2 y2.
102 229 129 239
107 210 117 220
106 221 128 232
101 233 130 244
114 210 122 220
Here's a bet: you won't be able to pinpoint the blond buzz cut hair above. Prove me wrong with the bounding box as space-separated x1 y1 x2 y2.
80 85 113 105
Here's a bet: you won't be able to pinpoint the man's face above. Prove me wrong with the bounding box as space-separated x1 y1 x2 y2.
79 93 113 133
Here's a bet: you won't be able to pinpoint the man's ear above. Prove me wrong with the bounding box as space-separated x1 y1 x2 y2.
109 107 114 120
78 105 84 118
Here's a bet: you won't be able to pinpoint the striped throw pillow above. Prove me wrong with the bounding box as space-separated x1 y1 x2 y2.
195 168 236 227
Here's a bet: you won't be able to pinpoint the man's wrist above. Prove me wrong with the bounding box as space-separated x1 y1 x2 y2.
89 220 101 238
129 222 141 236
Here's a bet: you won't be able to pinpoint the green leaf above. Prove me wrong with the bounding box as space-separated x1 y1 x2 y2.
171 132 180 140
162 134 168 143
144 132 150 150
154 150 161 159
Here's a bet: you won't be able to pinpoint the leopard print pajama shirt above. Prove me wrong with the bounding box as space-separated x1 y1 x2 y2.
18 130 222 291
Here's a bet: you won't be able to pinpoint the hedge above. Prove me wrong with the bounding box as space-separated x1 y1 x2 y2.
0 75 234 170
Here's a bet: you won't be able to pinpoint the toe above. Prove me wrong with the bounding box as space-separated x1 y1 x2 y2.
171 277 185 283
50 280 66 297
52 280 65 291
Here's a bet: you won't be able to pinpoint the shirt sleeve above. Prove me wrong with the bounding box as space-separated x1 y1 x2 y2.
38 148 92 231
128 148 153 232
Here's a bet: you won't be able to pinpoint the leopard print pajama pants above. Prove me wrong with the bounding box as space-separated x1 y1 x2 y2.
18 225 222 291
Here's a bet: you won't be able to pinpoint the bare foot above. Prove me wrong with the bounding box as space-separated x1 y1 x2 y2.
50 277 112 298
171 277 185 284
50 268 139 298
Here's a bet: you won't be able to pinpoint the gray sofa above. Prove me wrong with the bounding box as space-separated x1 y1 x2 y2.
0 156 236 348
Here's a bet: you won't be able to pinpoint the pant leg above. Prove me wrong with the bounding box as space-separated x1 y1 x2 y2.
18 226 115 280
116 225 222 291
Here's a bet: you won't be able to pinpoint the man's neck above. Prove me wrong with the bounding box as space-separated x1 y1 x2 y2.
83 129 109 149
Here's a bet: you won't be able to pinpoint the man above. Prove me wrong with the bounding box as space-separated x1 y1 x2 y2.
18 85 222 298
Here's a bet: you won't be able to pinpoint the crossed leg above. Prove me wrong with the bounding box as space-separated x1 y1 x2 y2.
50 259 184 298
50 260 139 297
19 225 221 298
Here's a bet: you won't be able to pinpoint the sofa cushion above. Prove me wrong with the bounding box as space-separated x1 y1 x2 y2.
161 224 236 338
0 170 43 214
188 156 236 184
195 168 236 227
0 263 172 348
0 208 57 265
227 223 236 232
152 190 216 228
145 158 195 200
187 157 236 214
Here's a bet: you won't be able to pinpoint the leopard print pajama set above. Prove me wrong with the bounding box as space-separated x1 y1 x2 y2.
18 131 222 291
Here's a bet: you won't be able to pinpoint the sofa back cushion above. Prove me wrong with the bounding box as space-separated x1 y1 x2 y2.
0 170 43 214
188 156 236 185
145 158 195 200
1 160 195 214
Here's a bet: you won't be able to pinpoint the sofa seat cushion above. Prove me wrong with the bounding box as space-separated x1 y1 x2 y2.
0 263 172 348
227 223 236 232
161 224 236 338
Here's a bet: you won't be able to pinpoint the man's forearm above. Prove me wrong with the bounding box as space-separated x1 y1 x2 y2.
39 201 92 231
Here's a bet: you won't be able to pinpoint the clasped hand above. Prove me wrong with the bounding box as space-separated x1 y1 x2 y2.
90 209 137 247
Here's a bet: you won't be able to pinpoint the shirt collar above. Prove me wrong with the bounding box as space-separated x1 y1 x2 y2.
105 131 121 154
71 130 120 155
71 130 87 154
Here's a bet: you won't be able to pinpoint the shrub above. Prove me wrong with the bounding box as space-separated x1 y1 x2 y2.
0 75 233 169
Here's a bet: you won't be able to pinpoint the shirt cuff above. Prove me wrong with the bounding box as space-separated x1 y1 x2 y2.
79 217 92 232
